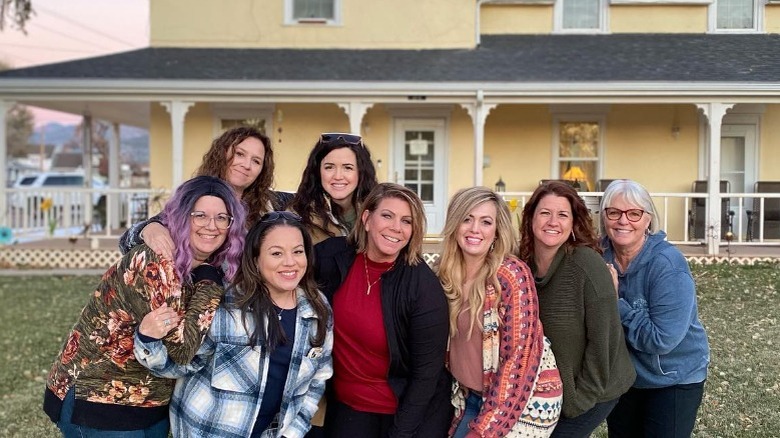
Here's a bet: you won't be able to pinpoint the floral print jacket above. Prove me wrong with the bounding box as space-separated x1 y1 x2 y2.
45 245 225 414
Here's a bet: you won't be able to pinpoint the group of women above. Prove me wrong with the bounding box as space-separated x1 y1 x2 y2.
44 126 709 438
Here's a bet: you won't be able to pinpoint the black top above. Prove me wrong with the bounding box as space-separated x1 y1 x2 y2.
314 237 452 437
251 306 297 436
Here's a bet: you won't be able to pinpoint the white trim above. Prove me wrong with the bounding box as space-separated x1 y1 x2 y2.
554 0 609 33
550 113 606 184
384 104 454 117
7 79 780 99
284 0 342 26
708 0 764 33
391 118 449 234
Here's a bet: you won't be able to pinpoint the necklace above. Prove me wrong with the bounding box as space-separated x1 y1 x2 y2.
272 290 296 320
363 253 394 295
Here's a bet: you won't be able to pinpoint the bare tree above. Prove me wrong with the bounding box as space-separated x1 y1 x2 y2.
0 0 33 32
1 61 35 157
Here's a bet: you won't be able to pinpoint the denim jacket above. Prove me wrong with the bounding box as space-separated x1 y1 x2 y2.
134 287 333 438
602 231 710 388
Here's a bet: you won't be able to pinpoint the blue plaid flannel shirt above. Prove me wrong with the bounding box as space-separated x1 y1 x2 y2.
134 287 333 438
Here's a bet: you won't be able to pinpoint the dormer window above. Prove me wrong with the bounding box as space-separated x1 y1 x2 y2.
287 0 340 24
554 0 608 33
710 0 763 32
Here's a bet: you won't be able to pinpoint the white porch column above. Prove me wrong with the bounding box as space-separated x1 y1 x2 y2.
696 102 734 255
460 91 496 187
162 101 194 187
109 122 121 230
0 100 8 227
337 102 372 135
81 113 94 226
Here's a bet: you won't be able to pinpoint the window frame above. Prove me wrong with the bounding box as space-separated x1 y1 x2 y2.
551 112 607 191
708 0 764 33
553 0 609 33
284 0 342 25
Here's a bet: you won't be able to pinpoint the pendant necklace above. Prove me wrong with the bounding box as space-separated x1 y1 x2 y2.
363 253 394 295
273 290 296 320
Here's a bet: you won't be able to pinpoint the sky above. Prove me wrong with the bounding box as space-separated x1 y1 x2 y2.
0 0 149 126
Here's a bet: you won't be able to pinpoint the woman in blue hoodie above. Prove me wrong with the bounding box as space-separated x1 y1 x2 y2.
599 179 709 438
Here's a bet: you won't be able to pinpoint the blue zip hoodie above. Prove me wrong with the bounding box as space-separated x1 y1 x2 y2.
602 231 710 388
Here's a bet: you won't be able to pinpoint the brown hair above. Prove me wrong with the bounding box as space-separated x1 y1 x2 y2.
349 183 426 266
195 126 275 226
518 180 601 262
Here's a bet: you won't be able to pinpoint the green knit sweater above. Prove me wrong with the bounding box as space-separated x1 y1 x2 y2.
531 246 636 418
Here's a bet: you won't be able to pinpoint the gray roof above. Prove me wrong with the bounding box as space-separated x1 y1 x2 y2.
2 34 780 83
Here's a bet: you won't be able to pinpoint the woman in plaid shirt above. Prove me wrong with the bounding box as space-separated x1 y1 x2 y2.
135 211 333 438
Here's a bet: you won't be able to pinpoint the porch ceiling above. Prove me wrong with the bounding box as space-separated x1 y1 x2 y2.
15 100 150 128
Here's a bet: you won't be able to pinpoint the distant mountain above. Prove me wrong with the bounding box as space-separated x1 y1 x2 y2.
28 123 149 165
28 123 148 144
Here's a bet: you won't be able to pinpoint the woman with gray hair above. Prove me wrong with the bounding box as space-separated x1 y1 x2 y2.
599 179 710 438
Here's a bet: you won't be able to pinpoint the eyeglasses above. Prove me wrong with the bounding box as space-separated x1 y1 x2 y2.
190 211 233 229
260 211 302 223
604 207 646 223
320 133 363 147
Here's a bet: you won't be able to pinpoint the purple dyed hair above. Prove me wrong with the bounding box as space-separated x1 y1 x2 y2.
160 175 246 284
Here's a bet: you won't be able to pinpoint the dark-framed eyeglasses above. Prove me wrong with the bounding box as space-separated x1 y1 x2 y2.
604 207 646 223
319 133 363 147
190 211 233 229
260 211 302 223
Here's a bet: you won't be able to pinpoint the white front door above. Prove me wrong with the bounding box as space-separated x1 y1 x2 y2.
720 124 757 237
392 119 447 235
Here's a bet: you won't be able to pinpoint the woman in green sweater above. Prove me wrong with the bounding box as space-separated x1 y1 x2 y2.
519 180 635 437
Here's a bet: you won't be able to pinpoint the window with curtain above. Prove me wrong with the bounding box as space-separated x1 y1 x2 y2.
293 0 336 21
562 0 601 30
557 121 600 191
717 0 755 29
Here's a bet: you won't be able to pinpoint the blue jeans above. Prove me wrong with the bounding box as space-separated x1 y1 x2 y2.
56 387 170 438
552 397 619 438
607 382 705 438
453 391 483 438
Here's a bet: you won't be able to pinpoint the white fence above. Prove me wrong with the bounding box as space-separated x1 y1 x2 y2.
499 190 780 246
2 187 780 247
3 187 167 240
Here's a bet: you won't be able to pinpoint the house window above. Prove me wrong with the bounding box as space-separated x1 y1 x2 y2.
710 0 762 32
221 118 267 135
555 121 601 191
555 0 606 33
286 0 340 24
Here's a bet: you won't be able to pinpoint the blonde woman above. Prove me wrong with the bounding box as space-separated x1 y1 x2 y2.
438 187 562 437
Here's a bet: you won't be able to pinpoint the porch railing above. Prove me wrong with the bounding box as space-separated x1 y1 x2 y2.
499 190 780 247
3 187 780 248
3 187 167 241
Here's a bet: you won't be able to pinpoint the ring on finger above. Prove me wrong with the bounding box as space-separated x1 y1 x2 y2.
163 319 171 326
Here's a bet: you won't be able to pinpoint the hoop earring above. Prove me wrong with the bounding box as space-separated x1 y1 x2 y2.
489 240 496 252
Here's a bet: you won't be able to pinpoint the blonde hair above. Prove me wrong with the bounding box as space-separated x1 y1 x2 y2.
437 187 518 337
349 183 426 266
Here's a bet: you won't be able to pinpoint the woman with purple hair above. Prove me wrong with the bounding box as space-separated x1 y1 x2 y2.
44 175 245 437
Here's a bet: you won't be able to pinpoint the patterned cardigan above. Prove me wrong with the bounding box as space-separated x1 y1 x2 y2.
44 245 225 428
450 256 563 437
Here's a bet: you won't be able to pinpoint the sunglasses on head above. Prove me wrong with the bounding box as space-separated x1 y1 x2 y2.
260 211 302 223
320 133 363 147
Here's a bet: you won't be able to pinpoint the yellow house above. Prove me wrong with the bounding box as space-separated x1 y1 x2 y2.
2 0 780 254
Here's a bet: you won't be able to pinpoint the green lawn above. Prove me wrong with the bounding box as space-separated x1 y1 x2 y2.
1 264 779 437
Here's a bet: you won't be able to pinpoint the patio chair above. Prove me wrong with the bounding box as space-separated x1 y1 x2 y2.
689 180 731 240
746 181 780 241
596 179 618 192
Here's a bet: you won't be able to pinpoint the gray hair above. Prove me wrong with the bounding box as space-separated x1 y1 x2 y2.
599 179 660 235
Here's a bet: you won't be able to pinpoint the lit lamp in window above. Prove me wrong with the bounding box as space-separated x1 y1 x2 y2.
495 176 506 193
